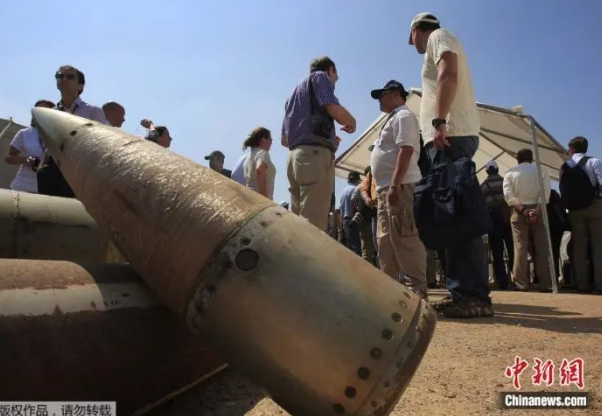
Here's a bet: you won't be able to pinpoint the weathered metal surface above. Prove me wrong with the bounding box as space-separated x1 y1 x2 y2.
0 259 226 415
33 108 437 416
0 189 126 262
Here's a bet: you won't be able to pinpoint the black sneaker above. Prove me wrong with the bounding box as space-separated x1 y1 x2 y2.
432 295 454 312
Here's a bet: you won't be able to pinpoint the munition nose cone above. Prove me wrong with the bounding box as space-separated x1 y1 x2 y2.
32 107 97 156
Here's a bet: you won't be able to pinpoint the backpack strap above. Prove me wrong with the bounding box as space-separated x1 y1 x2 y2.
577 156 591 167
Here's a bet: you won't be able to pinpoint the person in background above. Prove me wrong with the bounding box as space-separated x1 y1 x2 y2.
354 165 377 266
37 65 109 198
561 136 602 293
102 101 126 128
481 160 513 290
361 147 379 259
503 148 552 292
243 127 276 200
140 119 172 148
281 56 356 231
279 201 290 210
205 150 232 178
5 99 56 193
340 171 363 256
546 189 570 286
230 152 249 185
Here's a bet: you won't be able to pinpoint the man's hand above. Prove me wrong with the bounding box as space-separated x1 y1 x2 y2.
433 125 450 149
387 185 403 208
140 119 152 129
362 195 374 208
341 124 356 134
24 156 37 167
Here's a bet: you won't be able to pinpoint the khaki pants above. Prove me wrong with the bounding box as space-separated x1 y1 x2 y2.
568 198 602 291
286 145 334 231
360 219 375 264
376 184 427 293
510 206 551 289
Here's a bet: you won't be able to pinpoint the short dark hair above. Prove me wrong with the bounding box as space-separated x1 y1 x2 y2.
155 126 168 137
35 99 55 108
516 148 533 164
486 166 499 175
57 65 85 95
364 165 371 175
415 14 441 32
310 56 336 73
102 101 124 111
568 136 588 154
243 127 271 150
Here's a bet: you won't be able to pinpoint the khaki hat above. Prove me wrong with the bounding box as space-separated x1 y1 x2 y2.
408 12 440 45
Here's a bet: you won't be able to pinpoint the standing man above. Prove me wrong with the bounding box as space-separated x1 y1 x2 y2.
409 13 492 316
102 101 126 128
205 150 232 178
140 119 173 149
503 149 552 292
281 56 356 231
369 80 427 299
340 171 363 256
481 160 513 290
560 136 602 293
37 65 109 198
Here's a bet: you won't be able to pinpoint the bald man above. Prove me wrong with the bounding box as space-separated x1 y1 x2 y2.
102 101 126 128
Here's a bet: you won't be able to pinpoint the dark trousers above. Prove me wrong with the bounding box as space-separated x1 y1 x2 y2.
343 219 361 256
488 213 514 289
426 137 490 301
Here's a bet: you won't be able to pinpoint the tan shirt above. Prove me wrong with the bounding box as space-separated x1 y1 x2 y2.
420 28 480 143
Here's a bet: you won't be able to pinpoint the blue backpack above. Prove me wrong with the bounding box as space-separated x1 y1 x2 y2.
413 151 490 250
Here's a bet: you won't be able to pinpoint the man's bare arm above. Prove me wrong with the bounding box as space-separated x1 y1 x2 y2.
325 104 356 132
390 146 413 186
436 51 459 119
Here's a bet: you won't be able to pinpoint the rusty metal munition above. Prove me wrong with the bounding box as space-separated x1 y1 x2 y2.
0 189 125 262
33 108 437 416
0 259 227 415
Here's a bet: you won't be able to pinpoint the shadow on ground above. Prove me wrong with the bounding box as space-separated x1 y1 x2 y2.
439 302 602 334
147 368 265 416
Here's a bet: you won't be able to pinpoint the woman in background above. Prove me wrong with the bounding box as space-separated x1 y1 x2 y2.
4 99 56 193
243 127 276 200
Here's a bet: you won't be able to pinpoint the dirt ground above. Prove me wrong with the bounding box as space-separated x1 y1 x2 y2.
149 290 602 416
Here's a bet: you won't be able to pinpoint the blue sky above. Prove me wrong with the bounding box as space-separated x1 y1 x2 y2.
1 1 600 204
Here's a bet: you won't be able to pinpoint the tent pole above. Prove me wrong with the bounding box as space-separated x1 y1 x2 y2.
527 115 559 294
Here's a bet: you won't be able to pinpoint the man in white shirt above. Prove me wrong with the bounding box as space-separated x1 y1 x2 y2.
409 12 491 316
561 136 602 293
503 148 552 291
369 80 427 299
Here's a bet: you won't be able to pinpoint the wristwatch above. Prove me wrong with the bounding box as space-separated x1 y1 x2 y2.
432 118 446 129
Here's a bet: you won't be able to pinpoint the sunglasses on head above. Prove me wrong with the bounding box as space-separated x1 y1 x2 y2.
55 72 77 81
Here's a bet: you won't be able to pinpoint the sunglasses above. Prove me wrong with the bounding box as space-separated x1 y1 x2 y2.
55 73 77 81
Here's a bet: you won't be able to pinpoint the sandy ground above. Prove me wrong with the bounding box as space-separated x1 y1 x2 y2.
149 290 602 416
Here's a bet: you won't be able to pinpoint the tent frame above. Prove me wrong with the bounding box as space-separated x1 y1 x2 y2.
335 90 563 294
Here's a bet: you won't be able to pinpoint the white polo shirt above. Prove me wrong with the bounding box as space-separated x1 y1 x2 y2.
9 126 46 193
370 105 422 190
420 28 480 144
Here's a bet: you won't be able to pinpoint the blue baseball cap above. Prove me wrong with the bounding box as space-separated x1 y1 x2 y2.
370 80 408 99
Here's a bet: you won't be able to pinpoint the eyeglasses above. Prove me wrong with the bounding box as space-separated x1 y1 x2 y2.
55 72 77 81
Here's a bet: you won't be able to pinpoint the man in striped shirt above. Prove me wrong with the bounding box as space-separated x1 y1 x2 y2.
281 56 356 231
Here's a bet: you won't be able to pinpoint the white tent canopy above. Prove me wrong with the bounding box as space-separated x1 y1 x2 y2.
335 88 569 182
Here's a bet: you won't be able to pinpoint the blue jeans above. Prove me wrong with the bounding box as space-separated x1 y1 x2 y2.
343 219 362 256
426 136 491 301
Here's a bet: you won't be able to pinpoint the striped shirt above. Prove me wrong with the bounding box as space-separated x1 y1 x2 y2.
281 71 339 150
57 96 109 125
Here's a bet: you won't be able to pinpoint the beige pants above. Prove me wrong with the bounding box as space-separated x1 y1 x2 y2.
286 145 334 231
376 184 427 293
510 206 551 289
568 198 602 291
360 219 375 263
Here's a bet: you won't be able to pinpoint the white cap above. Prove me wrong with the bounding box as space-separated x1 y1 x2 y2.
408 12 441 45
485 160 498 171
